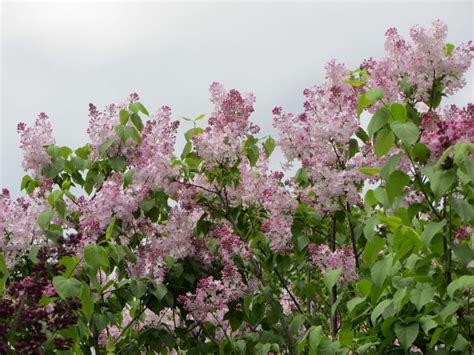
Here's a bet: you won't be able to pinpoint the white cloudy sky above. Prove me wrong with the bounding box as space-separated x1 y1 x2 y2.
1 1 473 194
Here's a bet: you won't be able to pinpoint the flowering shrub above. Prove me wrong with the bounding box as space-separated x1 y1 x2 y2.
1 20 473 354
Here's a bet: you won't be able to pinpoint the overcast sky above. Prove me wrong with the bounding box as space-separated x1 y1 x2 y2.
1 1 473 194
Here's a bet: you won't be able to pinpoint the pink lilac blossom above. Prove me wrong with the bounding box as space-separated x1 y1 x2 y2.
420 104 474 158
87 93 143 160
130 105 181 196
364 20 474 104
213 224 251 262
87 102 127 160
0 188 50 268
79 173 151 243
273 61 364 213
178 262 247 336
455 225 472 243
236 160 296 252
193 83 258 167
17 113 55 178
131 207 205 282
308 243 358 285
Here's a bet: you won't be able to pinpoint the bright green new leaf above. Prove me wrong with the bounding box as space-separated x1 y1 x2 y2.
390 103 407 122
119 109 130 125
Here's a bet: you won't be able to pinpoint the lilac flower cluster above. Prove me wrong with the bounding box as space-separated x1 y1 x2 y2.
421 104 474 158
17 113 55 178
308 243 358 285
364 20 474 104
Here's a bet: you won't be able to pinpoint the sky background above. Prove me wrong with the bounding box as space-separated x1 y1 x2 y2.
1 1 473 195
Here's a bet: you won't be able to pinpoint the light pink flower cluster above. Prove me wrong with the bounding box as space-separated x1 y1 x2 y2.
213 224 250 262
308 243 358 285
193 82 259 166
273 61 363 212
420 104 474 158
131 207 205 282
363 20 474 103
0 188 49 268
259 172 297 253
79 173 151 242
17 113 55 178
178 263 247 335
236 161 296 252
130 106 180 196
87 102 127 160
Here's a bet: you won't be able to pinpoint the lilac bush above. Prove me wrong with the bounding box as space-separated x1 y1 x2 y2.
0 20 473 354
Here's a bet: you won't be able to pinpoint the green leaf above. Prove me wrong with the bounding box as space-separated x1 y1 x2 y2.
37 210 53 230
368 107 390 137
308 326 322 350
390 121 419 147
81 283 94 320
411 143 431 164
131 113 144 131
365 88 385 102
374 127 394 158
181 142 192 159
424 167 456 199
444 43 455 56
130 126 142 145
386 170 410 202
447 275 474 298
245 144 259 167
347 297 365 314
394 322 419 351
355 127 370 142
122 169 134 188
105 218 115 240
439 301 460 322
119 109 130 125
290 314 306 335
358 167 379 176
184 127 203 142
371 259 388 288
129 102 149 116
152 283 168 301
263 137 276 157
84 244 107 271
53 276 83 299
363 236 386 268
410 285 434 310
421 220 447 249
115 125 133 142
371 299 392 324
390 103 407 122
348 138 359 159
100 138 115 155
109 155 127 171
130 279 147 298
380 153 402 181
357 88 384 116
452 199 474 223
323 269 342 290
